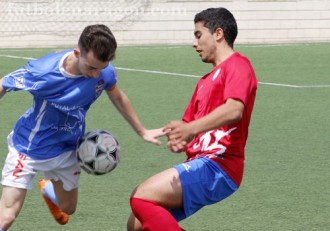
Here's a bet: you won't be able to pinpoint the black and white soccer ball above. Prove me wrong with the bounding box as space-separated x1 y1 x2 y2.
77 130 121 175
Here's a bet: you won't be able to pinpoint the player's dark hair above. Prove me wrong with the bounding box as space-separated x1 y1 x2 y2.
78 24 117 62
194 7 237 48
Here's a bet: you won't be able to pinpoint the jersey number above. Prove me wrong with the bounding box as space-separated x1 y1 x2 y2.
192 127 237 154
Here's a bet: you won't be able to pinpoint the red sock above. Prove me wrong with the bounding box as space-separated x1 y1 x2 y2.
130 197 182 231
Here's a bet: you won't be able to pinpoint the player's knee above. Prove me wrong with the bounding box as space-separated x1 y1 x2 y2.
130 184 145 199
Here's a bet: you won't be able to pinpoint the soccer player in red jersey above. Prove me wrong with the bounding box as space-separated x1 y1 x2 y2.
127 7 258 231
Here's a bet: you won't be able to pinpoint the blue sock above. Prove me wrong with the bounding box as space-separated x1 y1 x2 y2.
43 181 59 206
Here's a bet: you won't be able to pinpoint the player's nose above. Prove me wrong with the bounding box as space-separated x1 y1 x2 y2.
192 38 198 48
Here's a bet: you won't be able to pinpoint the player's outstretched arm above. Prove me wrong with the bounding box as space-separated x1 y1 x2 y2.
0 78 7 99
106 85 165 145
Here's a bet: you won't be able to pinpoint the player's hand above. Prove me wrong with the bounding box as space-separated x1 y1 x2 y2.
142 128 166 145
167 139 188 153
164 121 194 153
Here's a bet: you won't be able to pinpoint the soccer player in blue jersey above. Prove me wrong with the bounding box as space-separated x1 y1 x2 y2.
0 24 164 230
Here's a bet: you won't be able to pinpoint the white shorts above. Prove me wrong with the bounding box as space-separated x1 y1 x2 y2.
1 136 81 191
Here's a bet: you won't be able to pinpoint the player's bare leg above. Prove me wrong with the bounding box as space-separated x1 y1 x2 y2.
132 168 182 206
0 186 26 230
127 168 184 231
51 180 78 215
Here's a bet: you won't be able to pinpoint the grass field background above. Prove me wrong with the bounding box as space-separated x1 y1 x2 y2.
0 43 329 230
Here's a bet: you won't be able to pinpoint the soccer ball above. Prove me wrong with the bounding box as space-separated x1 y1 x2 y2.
77 130 121 175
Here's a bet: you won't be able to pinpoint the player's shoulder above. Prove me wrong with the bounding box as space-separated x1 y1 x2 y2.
225 52 253 69
27 49 72 74
228 52 250 62
99 63 118 91
35 48 71 62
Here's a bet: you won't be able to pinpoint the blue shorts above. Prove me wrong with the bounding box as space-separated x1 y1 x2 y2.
169 157 238 221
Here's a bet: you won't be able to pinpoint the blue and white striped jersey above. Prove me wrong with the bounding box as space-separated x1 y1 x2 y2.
2 49 117 160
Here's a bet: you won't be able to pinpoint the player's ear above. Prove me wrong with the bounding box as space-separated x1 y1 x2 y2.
73 48 80 58
214 28 224 41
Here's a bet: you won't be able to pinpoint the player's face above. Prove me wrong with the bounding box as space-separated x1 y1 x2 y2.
192 22 218 64
77 50 109 78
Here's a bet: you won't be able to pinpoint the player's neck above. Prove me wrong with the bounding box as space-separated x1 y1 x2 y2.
63 53 81 76
213 46 235 67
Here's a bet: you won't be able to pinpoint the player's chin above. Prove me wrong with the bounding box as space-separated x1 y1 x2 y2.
201 57 210 63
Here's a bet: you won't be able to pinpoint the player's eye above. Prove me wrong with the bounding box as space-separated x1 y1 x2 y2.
87 66 97 70
194 32 201 39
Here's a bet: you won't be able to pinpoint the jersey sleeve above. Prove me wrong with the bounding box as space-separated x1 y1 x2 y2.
101 63 118 91
1 52 63 97
2 65 65 99
223 58 256 106
2 66 39 93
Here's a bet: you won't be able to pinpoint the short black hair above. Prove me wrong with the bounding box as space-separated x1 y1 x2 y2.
194 7 238 48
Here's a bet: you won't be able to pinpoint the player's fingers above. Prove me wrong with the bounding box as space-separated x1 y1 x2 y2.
168 133 182 141
152 139 161 145
154 136 163 145
167 140 186 153
167 140 178 152
164 120 183 130
151 128 166 138
163 127 172 135
171 145 184 153
169 145 181 153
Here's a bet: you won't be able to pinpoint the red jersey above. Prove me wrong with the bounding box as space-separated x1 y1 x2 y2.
183 52 257 186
